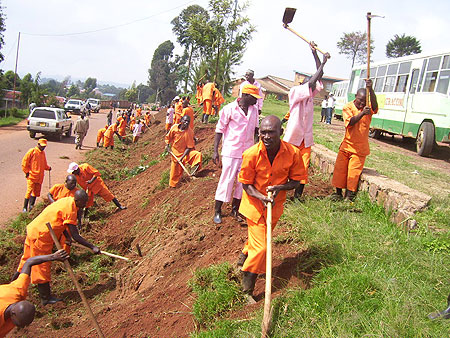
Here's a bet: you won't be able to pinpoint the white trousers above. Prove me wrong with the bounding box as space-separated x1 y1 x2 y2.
214 156 243 203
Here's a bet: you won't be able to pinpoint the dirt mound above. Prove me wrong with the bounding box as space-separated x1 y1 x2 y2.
11 112 333 338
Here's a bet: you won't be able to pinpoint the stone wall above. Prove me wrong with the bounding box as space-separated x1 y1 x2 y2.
310 144 432 225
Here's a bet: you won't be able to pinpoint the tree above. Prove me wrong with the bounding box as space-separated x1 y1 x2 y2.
125 82 139 102
386 34 421 58
30 72 46 106
19 73 33 105
83 77 97 96
67 84 80 97
337 31 374 68
3 70 20 90
0 3 6 63
136 83 153 103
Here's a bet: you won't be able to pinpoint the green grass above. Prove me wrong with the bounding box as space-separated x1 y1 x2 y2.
188 262 245 327
261 97 289 119
193 194 449 337
0 108 29 127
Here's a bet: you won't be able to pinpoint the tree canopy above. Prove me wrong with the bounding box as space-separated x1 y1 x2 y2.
386 34 421 58
0 2 5 63
337 31 374 68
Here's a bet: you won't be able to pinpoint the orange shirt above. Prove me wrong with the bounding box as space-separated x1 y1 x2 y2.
165 124 195 158
0 274 30 338
196 85 203 103
27 197 78 245
181 106 195 130
340 101 378 156
145 113 151 125
213 89 225 106
238 140 306 224
118 117 126 135
104 124 117 139
76 163 106 194
21 147 50 184
49 183 78 201
97 127 107 143
202 82 215 101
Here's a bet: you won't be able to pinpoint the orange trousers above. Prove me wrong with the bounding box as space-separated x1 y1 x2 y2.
203 99 213 115
296 142 311 184
332 149 366 192
25 179 42 198
87 183 115 208
169 151 202 187
103 135 114 148
241 216 277 275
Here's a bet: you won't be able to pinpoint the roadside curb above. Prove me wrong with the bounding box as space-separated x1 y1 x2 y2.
311 144 432 225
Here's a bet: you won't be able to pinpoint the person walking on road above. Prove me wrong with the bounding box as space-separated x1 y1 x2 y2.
107 110 113 126
21 139 51 213
212 84 261 224
74 113 89 150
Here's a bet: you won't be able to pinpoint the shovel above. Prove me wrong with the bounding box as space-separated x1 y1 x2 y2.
282 7 329 57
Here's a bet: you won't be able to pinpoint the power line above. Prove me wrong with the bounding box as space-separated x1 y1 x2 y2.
22 0 197 37
1 35 18 64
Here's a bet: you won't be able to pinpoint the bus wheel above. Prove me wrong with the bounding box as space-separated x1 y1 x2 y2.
416 121 435 157
369 128 382 139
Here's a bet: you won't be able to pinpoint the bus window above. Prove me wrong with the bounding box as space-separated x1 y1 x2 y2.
436 70 450 94
377 65 387 76
409 69 420 94
374 77 384 92
348 70 356 93
427 56 441 71
399 62 411 74
418 59 427 92
423 71 438 92
395 75 409 92
387 64 399 75
384 76 396 92
442 55 450 69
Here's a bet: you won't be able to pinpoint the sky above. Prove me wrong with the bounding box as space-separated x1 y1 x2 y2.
1 0 449 89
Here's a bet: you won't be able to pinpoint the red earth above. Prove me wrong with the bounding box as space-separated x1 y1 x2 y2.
8 111 333 338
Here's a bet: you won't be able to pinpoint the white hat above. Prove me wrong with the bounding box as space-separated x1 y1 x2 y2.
67 162 79 173
173 96 180 100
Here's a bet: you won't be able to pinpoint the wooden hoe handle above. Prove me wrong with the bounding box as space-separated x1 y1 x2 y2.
261 192 273 337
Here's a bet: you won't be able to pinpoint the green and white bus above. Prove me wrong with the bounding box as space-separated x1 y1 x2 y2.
330 80 349 120
338 51 450 156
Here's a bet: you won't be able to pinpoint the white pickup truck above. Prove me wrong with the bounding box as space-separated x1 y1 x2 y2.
64 99 85 115
86 98 101 113
27 107 73 141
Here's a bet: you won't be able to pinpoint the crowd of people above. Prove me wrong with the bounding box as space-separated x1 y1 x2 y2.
1 42 381 335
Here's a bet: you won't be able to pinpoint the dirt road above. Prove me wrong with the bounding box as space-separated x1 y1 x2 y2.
0 110 110 227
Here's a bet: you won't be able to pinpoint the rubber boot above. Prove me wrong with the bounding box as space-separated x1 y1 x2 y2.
242 271 258 304
28 196 36 211
204 114 209 124
96 142 100 147
236 252 248 269
22 198 29 213
294 184 305 200
201 114 206 123
345 190 357 201
37 282 62 305
11 271 20 281
213 200 223 224
112 197 127 210
330 188 343 201
231 198 244 222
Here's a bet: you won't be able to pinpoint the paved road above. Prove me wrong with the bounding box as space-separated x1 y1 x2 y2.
0 110 110 227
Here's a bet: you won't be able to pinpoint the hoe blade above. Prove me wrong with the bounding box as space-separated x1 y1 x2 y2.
282 7 296 25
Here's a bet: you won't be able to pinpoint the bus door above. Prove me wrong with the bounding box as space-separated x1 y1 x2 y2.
402 68 420 136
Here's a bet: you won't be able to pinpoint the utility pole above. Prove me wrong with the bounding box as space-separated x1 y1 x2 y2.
12 32 21 110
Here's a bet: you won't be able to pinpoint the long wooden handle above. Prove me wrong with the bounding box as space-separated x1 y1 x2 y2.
261 192 273 338
46 222 105 338
168 150 192 176
72 242 130 261
284 25 329 56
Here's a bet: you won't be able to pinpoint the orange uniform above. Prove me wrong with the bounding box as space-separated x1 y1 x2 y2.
213 88 225 114
238 141 306 274
22 147 50 198
181 106 195 130
202 82 215 115
144 113 151 127
332 101 377 192
103 124 117 148
117 116 126 137
0 274 30 337
174 101 183 124
97 126 107 145
136 108 142 117
17 197 78 284
74 163 115 208
196 84 203 104
165 124 202 187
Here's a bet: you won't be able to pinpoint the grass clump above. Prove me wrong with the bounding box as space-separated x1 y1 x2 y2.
188 262 245 327
0 108 29 127
154 169 170 191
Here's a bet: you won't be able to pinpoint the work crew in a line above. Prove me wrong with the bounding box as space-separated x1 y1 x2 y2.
1 250 69 337
14 191 100 305
283 43 330 200
67 162 127 215
237 115 306 303
22 139 51 213
165 115 202 188
212 84 261 224
331 79 378 201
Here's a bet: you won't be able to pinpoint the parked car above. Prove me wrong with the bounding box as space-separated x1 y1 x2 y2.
86 98 101 113
27 107 73 141
64 99 85 114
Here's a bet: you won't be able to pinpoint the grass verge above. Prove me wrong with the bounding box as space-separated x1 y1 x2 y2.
0 108 29 127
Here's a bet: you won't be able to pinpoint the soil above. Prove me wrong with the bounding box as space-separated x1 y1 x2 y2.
8 111 334 338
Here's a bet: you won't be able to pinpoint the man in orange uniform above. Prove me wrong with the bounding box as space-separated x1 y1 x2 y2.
174 97 184 125
181 99 195 130
196 82 203 104
129 115 136 133
103 122 118 149
237 115 305 303
201 81 215 123
14 190 100 305
331 79 378 201
165 115 202 188
213 88 225 116
67 162 127 212
22 139 52 213
117 113 127 137
1 250 69 337
96 125 108 147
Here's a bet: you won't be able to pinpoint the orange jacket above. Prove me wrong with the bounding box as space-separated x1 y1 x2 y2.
165 124 195 158
196 84 203 103
238 140 306 224
202 82 215 101
0 274 30 338
22 147 50 184
75 163 107 194
181 106 195 130
213 89 225 106
97 127 107 143
49 183 78 201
